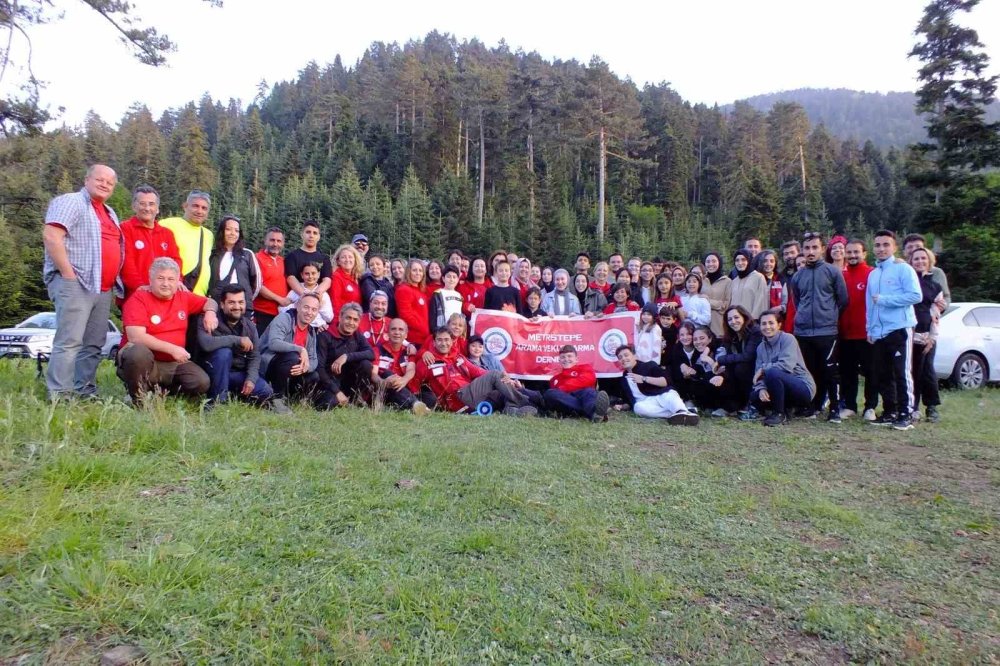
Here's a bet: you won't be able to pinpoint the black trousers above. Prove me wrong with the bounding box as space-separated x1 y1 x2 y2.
839 338 877 413
265 351 332 409
870 328 913 417
797 335 839 412
911 340 940 411
255 312 277 337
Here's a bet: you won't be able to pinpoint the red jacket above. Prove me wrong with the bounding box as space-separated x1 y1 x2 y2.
839 262 873 340
550 363 597 392
330 268 361 325
457 280 487 316
358 313 391 350
765 275 784 309
414 351 486 412
119 217 183 298
395 283 430 344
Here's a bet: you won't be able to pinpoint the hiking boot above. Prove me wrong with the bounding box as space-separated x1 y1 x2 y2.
862 408 877 422
892 415 914 431
826 410 842 424
668 411 700 426
926 406 940 423
411 400 430 416
594 391 611 419
763 413 787 427
870 412 897 426
269 397 292 415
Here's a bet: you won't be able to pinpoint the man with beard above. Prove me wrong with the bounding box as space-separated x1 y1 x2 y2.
790 232 848 422
198 284 290 413
252 227 292 336
358 290 392 350
317 302 376 407
780 241 801 281
839 239 876 421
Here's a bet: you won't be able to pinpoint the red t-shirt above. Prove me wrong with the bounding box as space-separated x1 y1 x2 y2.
94 200 121 292
121 290 207 361
254 250 287 316
293 323 309 348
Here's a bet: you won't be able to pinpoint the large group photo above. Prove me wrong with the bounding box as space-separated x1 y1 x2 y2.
1 0 999 662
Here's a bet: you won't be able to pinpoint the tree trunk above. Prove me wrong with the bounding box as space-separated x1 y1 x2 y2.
395 102 399 135
597 125 606 242
799 143 808 221
477 107 485 226
527 110 535 221
456 117 463 176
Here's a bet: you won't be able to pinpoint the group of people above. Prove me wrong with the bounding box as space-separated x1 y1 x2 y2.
42 165 949 430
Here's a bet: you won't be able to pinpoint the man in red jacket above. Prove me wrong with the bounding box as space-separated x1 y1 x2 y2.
119 185 183 299
543 345 611 422
414 327 536 415
839 239 877 420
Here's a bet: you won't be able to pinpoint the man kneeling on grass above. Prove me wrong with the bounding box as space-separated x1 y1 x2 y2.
371 318 430 415
198 284 290 413
614 344 698 425
317 302 376 407
117 258 218 405
414 327 537 416
543 345 611 423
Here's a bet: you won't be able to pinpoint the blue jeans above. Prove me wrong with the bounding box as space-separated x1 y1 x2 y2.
752 368 813 415
543 388 597 418
202 347 273 404
45 276 112 399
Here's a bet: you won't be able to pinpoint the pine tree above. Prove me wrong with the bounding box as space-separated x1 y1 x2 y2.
395 166 440 258
168 106 218 207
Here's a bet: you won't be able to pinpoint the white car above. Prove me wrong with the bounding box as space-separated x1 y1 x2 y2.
934 302 1000 389
0 312 122 360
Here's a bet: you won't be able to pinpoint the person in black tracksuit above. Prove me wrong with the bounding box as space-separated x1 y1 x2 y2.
316 303 375 406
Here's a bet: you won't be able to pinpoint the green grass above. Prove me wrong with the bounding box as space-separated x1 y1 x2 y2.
1 359 998 663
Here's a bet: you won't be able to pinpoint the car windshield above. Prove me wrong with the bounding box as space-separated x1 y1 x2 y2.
16 313 57 329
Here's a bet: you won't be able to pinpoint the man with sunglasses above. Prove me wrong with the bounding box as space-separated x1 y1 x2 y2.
352 233 370 258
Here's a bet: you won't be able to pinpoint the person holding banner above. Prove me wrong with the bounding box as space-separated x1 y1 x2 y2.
543 345 611 422
573 273 607 317
614 345 699 425
541 269 581 316
414 327 537 416
603 283 641 314
459 257 490 317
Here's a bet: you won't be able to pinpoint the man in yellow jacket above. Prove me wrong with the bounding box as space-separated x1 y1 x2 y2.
160 190 214 296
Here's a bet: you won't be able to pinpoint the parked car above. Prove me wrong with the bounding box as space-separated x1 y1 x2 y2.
0 312 122 360
934 302 1000 389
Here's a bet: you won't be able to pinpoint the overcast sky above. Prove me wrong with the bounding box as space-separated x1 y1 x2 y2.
12 0 1000 128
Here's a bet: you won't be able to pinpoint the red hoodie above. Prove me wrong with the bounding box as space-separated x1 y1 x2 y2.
839 261 873 340
457 280 488 316
330 268 361 325
119 217 183 298
550 363 597 392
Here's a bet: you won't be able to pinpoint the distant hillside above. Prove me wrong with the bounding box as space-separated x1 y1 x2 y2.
728 88 1000 149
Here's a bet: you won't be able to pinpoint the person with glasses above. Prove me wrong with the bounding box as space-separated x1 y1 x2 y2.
160 190 214 296
119 185 182 300
789 232 849 423
351 233 370 258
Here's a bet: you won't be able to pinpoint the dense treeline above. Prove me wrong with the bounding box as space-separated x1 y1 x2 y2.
734 88 1000 149
0 32 938 323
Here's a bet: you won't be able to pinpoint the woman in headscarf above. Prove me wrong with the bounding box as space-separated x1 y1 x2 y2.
702 251 732 337
729 249 768 320
542 268 582 316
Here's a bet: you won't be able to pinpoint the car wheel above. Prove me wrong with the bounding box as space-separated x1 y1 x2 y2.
951 352 986 390
108 345 119 361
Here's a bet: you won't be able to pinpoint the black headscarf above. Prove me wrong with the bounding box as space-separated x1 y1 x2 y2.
733 249 753 280
704 252 724 284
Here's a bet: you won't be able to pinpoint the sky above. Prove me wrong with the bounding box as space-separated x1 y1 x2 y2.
9 0 1000 128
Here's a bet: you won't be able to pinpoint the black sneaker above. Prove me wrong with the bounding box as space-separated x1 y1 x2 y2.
594 391 611 419
870 413 897 426
668 411 700 426
892 415 914 431
795 407 818 419
763 413 787 427
826 410 842 424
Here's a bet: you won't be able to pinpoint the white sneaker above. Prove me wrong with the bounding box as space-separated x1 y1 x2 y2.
839 409 857 419
862 409 877 422
411 401 430 416
684 400 697 411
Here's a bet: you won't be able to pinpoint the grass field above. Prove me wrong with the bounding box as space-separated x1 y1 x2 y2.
1 359 998 664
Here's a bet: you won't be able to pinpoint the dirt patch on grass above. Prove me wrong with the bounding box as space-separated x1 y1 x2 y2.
818 437 999 501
